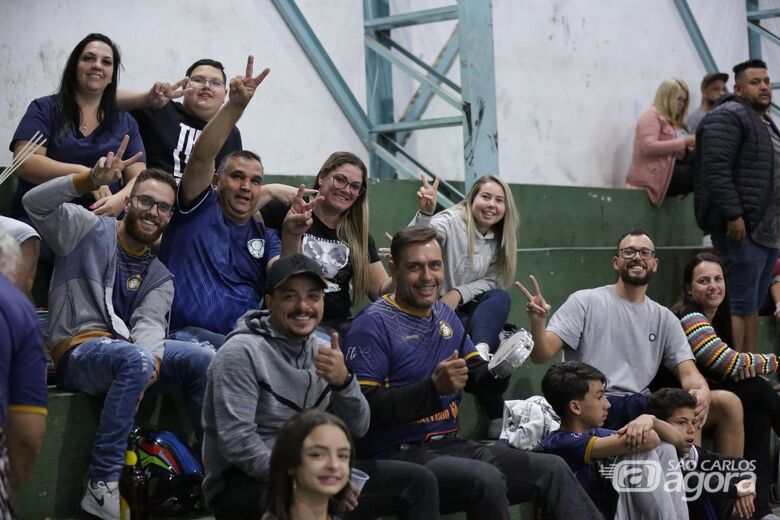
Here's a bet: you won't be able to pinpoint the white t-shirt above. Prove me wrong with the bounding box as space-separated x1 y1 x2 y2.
548 285 694 395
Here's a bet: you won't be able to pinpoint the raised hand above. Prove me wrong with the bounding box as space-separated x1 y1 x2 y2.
282 184 324 237
431 350 468 395
417 175 440 216
146 78 190 108
228 55 271 108
315 332 350 386
378 231 393 259
515 275 551 321
89 135 143 188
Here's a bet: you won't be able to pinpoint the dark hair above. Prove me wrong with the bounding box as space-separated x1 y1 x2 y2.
186 58 227 84
541 361 606 419
645 388 697 421
390 226 442 264
615 228 653 252
733 59 768 83
264 410 354 520
54 33 121 142
671 252 733 346
131 168 177 196
216 150 263 174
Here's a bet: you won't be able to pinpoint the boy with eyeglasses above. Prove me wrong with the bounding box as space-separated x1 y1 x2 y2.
119 58 242 182
516 229 713 432
22 139 215 520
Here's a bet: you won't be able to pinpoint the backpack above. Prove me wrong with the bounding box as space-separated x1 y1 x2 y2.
131 428 204 516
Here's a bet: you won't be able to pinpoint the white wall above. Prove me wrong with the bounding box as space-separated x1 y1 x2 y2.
0 0 769 188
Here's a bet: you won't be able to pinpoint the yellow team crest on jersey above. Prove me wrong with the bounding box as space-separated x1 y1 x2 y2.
438 320 453 338
127 275 142 291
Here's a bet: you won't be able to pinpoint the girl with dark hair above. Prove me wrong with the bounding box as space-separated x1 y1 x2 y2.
9 33 146 227
675 252 780 519
261 152 392 330
263 410 354 520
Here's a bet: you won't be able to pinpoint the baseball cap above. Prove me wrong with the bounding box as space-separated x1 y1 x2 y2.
266 254 328 292
701 72 728 90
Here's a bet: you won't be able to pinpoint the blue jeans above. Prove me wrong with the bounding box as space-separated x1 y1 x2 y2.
169 326 227 349
457 289 511 419
456 289 511 351
712 233 780 315
61 338 214 481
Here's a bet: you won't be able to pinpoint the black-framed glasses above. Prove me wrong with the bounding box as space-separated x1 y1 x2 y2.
330 174 365 195
188 76 225 88
618 247 655 260
132 195 174 216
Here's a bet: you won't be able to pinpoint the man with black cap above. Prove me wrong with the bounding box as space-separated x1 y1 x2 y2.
687 72 728 133
202 254 439 520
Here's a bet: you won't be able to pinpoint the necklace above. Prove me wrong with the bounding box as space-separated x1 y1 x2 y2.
80 121 89 132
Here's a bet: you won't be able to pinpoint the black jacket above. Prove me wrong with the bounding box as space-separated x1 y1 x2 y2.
694 93 778 233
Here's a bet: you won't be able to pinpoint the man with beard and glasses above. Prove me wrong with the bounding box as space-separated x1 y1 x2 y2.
22 137 214 520
516 229 712 432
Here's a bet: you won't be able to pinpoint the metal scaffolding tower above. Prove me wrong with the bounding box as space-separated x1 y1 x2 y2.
271 0 500 200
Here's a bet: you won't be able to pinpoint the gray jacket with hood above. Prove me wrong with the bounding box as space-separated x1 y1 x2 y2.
201 310 369 505
22 174 173 362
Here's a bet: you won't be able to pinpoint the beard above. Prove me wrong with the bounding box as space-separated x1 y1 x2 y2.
618 260 654 286
124 209 165 245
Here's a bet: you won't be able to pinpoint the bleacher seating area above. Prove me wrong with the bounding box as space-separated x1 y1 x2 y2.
4 175 778 519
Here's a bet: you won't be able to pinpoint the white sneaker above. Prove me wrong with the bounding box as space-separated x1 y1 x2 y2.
81 480 119 520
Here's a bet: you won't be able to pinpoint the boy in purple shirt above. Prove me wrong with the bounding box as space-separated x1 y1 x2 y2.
542 361 689 519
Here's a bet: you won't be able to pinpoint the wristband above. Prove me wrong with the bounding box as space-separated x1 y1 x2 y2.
332 371 354 391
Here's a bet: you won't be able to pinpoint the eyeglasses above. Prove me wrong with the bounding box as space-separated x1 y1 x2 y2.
132 195 174 216
618 247 655 260
330 174 365 195
188 76 225 88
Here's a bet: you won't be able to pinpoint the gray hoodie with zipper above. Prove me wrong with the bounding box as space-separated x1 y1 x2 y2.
201 310 369 506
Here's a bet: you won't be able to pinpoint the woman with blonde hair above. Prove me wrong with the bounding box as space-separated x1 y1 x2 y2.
261 152 392 330
626 78 696 205
414 174 519 436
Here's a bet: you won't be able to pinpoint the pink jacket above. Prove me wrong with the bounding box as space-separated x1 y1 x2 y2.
625 106 687 205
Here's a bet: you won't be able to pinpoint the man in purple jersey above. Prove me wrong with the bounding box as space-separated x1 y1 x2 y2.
344 226 602 520
159 56 315 347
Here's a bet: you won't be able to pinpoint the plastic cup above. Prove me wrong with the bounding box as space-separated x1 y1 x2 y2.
350 468 370 494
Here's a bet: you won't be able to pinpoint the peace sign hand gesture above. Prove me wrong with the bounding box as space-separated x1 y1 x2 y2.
89 135 143 188
417 175 440 216
228 55 271 108
146 78 191 108
282 184 324 238
514 275 551 324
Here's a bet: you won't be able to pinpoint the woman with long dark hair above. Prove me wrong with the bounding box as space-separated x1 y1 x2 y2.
9 33 145 225
263 410 354 520
675 252 780 519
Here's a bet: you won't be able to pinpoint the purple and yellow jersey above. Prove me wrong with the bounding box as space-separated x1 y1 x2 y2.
344 296 480 458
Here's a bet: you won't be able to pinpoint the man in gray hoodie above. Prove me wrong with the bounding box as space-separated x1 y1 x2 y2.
202 254 439 520
22 139 215 520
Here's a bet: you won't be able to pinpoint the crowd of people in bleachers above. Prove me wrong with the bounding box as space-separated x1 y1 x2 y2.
2 32 780 520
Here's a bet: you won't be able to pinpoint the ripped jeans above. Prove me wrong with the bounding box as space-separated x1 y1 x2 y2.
59 337 214 482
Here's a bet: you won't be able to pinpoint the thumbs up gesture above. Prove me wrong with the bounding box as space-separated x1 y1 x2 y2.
315 332 350 387
431 350 468 394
